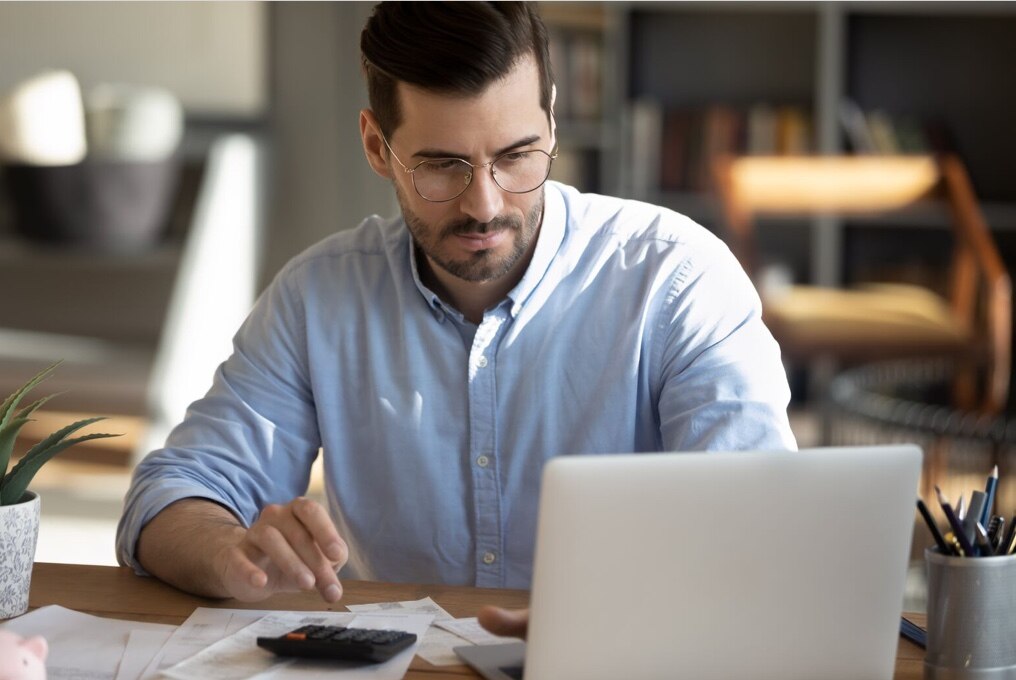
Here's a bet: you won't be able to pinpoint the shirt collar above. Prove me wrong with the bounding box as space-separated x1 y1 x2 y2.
408 236 454 320
505 181 565 316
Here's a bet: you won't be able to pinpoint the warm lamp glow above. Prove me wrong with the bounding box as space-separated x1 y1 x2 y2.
730 156 939 213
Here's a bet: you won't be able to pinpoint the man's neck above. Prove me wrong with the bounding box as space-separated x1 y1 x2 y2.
419 230 540 325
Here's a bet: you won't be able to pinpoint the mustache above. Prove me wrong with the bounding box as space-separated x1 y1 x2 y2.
442 215 522 239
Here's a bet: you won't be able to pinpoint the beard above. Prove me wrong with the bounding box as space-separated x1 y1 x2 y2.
396 182 544 283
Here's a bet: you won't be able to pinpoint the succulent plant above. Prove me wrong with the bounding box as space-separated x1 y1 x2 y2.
0 361 121 506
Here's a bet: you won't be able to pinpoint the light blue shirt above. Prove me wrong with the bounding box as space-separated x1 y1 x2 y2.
117 181 796 589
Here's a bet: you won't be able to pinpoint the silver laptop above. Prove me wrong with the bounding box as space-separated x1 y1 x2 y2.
456 445 921 680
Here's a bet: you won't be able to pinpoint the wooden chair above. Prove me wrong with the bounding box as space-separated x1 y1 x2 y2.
713 154 1011 415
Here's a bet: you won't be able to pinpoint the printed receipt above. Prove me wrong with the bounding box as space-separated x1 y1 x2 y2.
161 611 433 680
346 597 521 666
346 597 463 666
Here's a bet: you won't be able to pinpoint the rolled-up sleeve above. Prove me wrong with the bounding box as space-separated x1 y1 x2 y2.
116 270 322 574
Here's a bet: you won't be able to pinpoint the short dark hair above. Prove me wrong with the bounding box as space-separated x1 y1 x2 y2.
360 1 554 136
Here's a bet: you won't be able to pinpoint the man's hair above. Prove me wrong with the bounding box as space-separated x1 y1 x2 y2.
360 1 554 137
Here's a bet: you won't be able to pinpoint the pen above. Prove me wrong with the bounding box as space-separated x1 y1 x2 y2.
945 532 964 557
956 494 966 521
981 464 999 527
936 487 976 557
988 516 1004 552
1003 514 1016 556
917 498 954 556
975 523 993 557
899 616 927 649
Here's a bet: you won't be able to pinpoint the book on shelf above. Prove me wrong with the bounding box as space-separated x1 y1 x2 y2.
550 147 597 193
630 102 814 195
838 99 957 157
747 104 777 156
629 98 663 200
548 27 603 122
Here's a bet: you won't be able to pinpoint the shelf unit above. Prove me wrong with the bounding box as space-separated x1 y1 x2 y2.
541 2 621 193
543 1 1016 292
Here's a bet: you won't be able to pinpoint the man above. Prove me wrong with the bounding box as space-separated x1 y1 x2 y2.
116 1 796 623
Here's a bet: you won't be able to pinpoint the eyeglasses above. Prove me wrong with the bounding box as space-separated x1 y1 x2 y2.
380 131 557 203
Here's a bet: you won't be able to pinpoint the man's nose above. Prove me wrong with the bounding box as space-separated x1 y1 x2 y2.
457 165 504 224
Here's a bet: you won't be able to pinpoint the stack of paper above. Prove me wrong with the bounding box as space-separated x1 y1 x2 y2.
0 596 522 679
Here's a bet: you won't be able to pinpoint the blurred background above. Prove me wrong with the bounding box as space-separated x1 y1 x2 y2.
1 2 1014 600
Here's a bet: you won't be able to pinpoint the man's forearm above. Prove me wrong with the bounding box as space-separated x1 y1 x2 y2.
135 498 248 599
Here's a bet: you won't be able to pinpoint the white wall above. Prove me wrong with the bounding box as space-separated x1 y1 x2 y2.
0 1 266 116
265 2 397 281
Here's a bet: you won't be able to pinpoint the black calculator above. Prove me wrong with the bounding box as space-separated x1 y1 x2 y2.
256 624 417 663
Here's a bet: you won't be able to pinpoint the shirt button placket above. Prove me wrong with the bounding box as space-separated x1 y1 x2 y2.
468 312 506 587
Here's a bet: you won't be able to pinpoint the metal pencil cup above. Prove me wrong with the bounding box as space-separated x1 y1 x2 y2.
925 547 1016 679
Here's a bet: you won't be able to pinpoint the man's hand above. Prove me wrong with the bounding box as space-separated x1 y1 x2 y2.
213 496 349 603
477 606 529 639
136 496 349 604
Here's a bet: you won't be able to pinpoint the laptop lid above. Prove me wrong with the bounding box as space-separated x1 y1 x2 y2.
515 445 921 680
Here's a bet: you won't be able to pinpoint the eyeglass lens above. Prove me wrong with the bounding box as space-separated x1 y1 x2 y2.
412 151 554 202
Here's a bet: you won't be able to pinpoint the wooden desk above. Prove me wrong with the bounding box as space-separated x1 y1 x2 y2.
26 562 926 679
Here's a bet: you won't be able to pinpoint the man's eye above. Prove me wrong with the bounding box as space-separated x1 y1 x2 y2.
500 152 529 162
426 160 463 171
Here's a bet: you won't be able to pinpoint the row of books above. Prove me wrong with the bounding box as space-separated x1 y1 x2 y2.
629 102 814 197
839 100 956 156
548 28 602 121
628 100 960 198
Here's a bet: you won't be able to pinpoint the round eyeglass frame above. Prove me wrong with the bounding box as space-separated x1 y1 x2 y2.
380 131 558 203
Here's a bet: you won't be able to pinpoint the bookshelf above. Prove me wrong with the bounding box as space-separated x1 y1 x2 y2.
541 2 619 194
541 1 1016 294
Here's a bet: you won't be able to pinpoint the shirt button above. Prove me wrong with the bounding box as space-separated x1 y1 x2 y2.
482 551 497 565
477 455 490 468
476 356 488 368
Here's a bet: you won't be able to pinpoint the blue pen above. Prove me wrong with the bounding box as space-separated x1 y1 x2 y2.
981 465 999 527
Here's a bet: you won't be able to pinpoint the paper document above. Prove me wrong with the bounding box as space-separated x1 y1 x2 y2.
346 596 454 621
346 597 463 666
138 607 277 679
0 605 176 680
115 629 175 680
162 611 432 680
435 617 524 646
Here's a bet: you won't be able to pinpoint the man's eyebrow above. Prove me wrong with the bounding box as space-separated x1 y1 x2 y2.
413 135 543 161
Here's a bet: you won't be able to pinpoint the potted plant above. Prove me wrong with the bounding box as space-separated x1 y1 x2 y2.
0 362 120 619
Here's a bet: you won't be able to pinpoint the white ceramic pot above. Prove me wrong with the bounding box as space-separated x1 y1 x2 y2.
0 491 40 619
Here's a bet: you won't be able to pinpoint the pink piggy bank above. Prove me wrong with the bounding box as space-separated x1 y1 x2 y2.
0 630 47 680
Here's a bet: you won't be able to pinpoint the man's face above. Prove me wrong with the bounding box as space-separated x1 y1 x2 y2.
385 56 553 284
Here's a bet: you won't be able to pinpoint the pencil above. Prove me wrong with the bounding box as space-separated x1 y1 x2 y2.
981 465 999 527
916 498 953 555
936 486 976 557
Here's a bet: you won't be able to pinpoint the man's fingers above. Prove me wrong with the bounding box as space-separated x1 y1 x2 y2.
217 546 271 602
477 606 529 639
292 497 349 564
247 500 346 603
285 499 346 602
248 521 317 589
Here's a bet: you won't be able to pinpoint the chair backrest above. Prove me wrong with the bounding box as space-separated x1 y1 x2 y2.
713 154 1011 413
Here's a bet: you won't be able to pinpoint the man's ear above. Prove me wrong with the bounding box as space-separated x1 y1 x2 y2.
549 84 558 147
360 109 392 179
